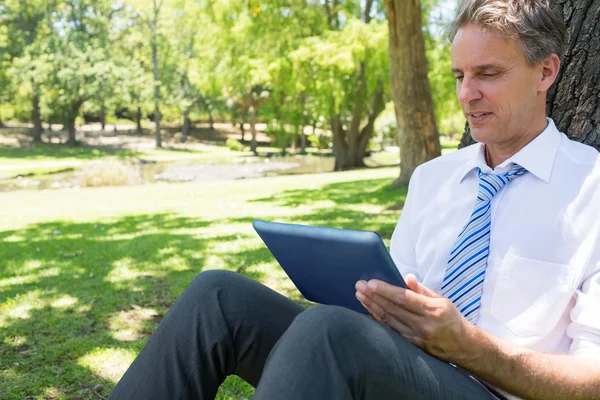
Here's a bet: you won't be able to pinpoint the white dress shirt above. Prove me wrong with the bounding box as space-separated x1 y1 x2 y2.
390 118 600 397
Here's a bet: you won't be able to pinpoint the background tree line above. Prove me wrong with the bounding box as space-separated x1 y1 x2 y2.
3 0 597 183
0 0 456 182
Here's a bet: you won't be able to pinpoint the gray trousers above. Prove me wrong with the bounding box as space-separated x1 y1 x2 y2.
109 270 499 400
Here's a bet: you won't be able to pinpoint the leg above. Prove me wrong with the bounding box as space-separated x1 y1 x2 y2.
109 270 304 400
254 305 498 400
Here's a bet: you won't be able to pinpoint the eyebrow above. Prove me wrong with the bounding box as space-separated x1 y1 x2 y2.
451 64 504 74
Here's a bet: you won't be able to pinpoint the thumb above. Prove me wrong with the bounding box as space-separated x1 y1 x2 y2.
405 274 441 298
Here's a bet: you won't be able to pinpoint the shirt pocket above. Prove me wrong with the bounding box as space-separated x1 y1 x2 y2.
489 253 577 338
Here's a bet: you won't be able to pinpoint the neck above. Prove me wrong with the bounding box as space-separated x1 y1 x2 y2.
485 116 548 169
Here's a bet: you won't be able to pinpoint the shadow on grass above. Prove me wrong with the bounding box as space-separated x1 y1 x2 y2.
0 143 140 161
0 178 408 399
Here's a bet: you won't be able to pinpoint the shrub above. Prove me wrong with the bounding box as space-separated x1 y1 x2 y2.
75 160 143 187
225 138 246 152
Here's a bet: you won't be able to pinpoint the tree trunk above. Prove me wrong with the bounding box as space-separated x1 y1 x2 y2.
136 106 143 134
249 103 258 155
331 113 348 170
152 2 162 148
208 108 214 130
458 0 600 151
300 126 307 154
66 116 77 146
280 123 288 156
100 100 106 131
100 101 106 132
32 90 42 143
154 104 161 147
332 81 385 171
385 0 441 186
181 107 191 142
239 122 246 141
291 127 298 153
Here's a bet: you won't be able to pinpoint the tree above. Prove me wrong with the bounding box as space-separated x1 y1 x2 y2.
290 18 390 170
37 0 122 146
150 0 164 147
459 0 600 151
0 21 11 127
385 0 441 186
1 0 49 142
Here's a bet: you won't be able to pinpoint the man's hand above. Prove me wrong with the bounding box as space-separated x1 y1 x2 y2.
355 274 476 362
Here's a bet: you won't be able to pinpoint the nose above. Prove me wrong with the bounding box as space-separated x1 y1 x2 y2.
457 76 482 105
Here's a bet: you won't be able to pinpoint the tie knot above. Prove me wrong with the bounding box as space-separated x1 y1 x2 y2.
477 164 527 202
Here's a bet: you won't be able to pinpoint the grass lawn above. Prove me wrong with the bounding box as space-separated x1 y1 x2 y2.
0 143 239 179
0 144 139 165
0 166 407 400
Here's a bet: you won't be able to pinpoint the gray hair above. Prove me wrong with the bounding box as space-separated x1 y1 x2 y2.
446 0 567 65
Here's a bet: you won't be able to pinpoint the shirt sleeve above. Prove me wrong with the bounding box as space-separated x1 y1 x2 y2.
389 166 421 280
567 235 600 360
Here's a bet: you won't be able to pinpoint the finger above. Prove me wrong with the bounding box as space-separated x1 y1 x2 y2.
357 290 403 326
367 291 422 326
384 317 424 348
356 290 383 317
355 280 368 293
367 279 429 315
405 274 441 298
357 292 421 343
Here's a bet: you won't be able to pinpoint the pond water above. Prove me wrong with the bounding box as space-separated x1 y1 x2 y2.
0 154 361 192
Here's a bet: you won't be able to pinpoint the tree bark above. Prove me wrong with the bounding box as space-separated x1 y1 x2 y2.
300 126 307 154
249 100 258 155
239 121 246 141
359 83 386 159
152 0 162 148
136 106 143 134
32 89 42 143
208 108 214 130
458 0 600 150
331 113 348 170
100 100 106 131
332 81 386 171
181 107 191 142
385 0 441 186
66 116 77 146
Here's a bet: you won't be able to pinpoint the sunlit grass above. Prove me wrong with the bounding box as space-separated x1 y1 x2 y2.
78 348 138 382
0 166 407 399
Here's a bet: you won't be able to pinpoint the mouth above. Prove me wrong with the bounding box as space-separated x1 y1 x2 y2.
467 112 492 123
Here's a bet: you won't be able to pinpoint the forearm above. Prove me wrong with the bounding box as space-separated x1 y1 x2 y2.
456 326 600 400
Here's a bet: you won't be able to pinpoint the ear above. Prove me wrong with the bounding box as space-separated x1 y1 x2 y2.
537 53 561 92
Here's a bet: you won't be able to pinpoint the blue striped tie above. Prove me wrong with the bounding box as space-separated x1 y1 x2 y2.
442 164 527 324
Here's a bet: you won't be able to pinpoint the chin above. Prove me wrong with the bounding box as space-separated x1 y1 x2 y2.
471 125 498 144
469 127 491 144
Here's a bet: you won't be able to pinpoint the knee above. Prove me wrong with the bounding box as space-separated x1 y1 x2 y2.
289 305 368 345
184 269 248 303
189 269 238 290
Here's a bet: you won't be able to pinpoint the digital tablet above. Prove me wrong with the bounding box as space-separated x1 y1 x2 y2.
253 219 407 314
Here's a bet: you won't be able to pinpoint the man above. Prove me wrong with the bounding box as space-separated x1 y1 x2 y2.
110 1 600 399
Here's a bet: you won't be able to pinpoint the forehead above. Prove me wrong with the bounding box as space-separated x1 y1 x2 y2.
451 24 526 70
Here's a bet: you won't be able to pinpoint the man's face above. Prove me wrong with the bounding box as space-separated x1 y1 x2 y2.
451 24 543 146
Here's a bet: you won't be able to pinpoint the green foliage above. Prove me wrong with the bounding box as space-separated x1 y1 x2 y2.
426 37 463 135
0 0 462 147
225 138 246 152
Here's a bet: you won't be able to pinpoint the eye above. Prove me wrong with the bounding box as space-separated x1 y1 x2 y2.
482 73 499 78
455 75 464 82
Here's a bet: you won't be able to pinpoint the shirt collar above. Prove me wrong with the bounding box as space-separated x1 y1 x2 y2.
458 117 561 184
